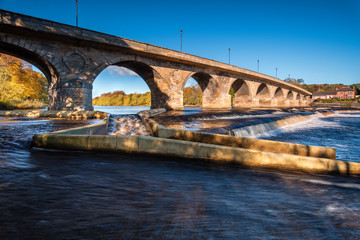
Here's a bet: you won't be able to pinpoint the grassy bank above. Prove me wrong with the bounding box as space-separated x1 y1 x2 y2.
0 99 46 110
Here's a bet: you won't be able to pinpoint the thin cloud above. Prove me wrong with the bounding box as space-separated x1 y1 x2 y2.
107 66 138 76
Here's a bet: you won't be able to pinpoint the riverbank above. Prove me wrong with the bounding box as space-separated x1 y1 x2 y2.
0 99 46 110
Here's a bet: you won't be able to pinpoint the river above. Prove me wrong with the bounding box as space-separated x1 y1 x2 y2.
0 106 359 239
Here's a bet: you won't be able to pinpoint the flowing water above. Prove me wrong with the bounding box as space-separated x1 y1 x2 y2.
107 114 152 136
258 111 360 162
0 107 360 239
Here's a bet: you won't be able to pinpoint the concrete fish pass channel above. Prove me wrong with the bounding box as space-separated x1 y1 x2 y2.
31 109 360 175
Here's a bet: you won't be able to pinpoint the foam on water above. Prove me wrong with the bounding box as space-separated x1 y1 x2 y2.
259 111 360 162
302 179 360 190
107 114 152 136
255 113 331 138
194 111 292 121
230 113 323 138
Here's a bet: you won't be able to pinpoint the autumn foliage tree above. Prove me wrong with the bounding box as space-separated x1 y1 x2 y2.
183 85 202 106
0 53 48 108
93 91 151 106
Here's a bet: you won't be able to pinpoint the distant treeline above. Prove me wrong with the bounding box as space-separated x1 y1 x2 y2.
93 91 151 106
93 85 204 106
283 77 360 94
304 83 360 94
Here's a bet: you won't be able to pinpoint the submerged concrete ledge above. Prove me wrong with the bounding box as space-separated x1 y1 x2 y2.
0 110 108 119
148 119 336 160
32 134 360 175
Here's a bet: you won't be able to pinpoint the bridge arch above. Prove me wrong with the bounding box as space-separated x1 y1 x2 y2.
256 83 271 105
0 41 60 109
92 60 170 109
274 87 284 101
182 72 212 92
230 79 251 107
287 91 294 100
182 72 214 107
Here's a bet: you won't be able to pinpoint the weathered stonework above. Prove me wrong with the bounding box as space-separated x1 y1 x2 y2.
0 10 312 110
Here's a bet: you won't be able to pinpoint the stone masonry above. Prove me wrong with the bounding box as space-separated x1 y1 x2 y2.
0 9 312 110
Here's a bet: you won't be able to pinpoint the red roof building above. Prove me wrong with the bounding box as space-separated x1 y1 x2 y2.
313 87 355 100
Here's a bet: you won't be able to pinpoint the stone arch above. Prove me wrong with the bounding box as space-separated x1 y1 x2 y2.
296 93 301 100
181 72 214 107
274 87 285 101
182 72 212 92
0 41 60 110
92 60 171 109
230 79 251 107
287 91 294 100
256 83 271 105
256 83 270 96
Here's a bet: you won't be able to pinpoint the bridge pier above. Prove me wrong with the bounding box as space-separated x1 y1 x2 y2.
59 80 93 111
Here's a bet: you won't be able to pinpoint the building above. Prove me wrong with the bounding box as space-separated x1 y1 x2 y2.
313 87 356 100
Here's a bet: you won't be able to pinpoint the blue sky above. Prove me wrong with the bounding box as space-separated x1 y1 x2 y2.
1 0 359 96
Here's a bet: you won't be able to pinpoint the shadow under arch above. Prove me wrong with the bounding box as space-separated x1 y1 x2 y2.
274 87 284 100
230 79 250 107
182 72 213 107
256 83 271 105
0 41 60 109
92 60 170 109
182 72 212 92
287 91 294 100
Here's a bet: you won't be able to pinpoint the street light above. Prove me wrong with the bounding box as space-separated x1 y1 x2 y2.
276 67 278 78
228 48 231 64
75 0 78 27
180 29 183 52
257 59 259 72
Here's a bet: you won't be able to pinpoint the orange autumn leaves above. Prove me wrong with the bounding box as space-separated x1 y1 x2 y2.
0 53 48 105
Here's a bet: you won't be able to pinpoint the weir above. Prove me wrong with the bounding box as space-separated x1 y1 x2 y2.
31 108 360 175
228 112 324 137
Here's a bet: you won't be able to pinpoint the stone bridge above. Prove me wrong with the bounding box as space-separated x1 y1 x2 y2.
0 10 311 110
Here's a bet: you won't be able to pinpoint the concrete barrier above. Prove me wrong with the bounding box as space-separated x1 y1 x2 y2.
148 120 336 160
31 134 360 175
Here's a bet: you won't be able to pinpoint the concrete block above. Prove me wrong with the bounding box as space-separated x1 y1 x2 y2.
152 125 336 160
33 135 89 150
116 135 139 153
88 135 117 151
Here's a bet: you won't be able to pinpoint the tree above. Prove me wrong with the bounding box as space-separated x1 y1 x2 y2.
352 84 360 95
0 53 48 106
183 85 202 106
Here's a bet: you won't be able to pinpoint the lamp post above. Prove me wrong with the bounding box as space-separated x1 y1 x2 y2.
257 59 259 72
180 29 183 52
75 0 78 27
228 48 231 64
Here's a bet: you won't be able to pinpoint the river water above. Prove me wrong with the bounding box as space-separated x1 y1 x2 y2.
1 106 360 239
